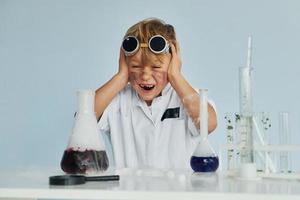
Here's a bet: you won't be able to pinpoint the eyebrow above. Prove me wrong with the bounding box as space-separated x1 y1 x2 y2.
128 56 143 63
129 61 141 66
130 57 139 62
151 60 163 66
129 57 163 66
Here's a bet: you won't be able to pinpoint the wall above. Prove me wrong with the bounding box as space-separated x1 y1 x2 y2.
1 0 300 170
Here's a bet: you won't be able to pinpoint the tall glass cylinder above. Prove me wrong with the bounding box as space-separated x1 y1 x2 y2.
238 67 254 164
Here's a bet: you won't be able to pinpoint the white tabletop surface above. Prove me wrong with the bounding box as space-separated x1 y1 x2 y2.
1 167 300 200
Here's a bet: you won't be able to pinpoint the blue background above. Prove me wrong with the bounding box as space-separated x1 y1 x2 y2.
1 0 300 170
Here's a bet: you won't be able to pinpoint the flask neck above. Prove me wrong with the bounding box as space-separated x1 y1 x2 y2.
193 138 217 157
77 90 95 114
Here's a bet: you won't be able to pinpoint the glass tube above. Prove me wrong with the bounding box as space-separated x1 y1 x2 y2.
200 89 208 138
225 113 235 170
262 112 271 173
279 112 292 173
234 114 241 170
239 67 253 117
253 113 263 172
239 117 254 164
238 66 254 164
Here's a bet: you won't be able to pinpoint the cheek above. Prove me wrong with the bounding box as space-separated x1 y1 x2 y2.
128 70 168 86
153 71 168 84
129 71 139 82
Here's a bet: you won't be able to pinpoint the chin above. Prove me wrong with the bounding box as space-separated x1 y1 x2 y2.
138 93 156 101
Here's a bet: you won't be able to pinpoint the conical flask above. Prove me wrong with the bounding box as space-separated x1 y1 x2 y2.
190 89 219 172
60 90 109 174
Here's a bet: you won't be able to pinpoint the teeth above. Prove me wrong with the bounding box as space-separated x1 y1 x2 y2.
139 84 155 90
140 84 154 88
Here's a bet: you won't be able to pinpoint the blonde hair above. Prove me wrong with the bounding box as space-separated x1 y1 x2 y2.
124 18 177 62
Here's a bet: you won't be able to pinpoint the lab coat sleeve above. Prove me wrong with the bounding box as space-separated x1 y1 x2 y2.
187 99 217 137
97 94 120 133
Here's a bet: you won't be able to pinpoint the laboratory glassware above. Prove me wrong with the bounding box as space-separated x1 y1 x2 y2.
225 113 235 171
190 89 219 172
238 66 254 164
279 112 292 173
238 36 254 164
60 90 109 174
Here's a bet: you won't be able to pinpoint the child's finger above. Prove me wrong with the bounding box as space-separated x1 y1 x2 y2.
170 42 177 56
119 47 126 64
175 40 180 53
119 47 124 58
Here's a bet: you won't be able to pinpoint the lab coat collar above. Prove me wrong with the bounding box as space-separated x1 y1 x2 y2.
132 82 172 108
161 82 172 96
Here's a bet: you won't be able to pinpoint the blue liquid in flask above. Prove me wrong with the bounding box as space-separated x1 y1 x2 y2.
190 156 219 172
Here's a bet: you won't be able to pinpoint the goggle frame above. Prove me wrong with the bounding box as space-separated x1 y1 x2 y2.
122 35 170 56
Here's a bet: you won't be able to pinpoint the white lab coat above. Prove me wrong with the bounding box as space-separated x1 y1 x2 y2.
98 83 216 169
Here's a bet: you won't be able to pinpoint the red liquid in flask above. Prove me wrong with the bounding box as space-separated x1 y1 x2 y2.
60 148 109 174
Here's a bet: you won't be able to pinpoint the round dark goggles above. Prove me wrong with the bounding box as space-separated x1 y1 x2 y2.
122 35 170 56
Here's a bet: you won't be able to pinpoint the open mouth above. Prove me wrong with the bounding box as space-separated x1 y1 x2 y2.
139 84 155 91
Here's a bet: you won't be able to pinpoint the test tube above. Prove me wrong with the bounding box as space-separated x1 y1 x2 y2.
279 112 292 173
262 112 271 173
233 114 241 169
225 113 235 171
253 113 263 172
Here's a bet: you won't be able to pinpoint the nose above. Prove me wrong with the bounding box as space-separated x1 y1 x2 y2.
140 67 152 81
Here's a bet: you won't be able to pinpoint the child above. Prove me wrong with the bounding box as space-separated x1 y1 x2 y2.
95 18 217 169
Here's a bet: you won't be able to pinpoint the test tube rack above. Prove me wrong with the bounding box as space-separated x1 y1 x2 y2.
220 36 300 180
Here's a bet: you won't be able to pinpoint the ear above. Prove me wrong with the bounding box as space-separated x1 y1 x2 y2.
169 46 172 54
168 41 174 54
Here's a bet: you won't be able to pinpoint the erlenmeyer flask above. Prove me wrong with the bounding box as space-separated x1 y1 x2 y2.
190 89 219 172
60 90 109 174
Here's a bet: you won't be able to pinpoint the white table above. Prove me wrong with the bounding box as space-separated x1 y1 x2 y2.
1 168 300 200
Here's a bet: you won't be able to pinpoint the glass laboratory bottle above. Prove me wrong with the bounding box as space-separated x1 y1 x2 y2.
60 90 109 174
190 89 219 172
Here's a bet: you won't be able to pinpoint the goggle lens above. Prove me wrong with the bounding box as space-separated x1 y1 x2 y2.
149 36 166 53
122 36 138 53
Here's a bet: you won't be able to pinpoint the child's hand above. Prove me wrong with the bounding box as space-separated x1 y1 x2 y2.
117 47 129 84
168 41 182 80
